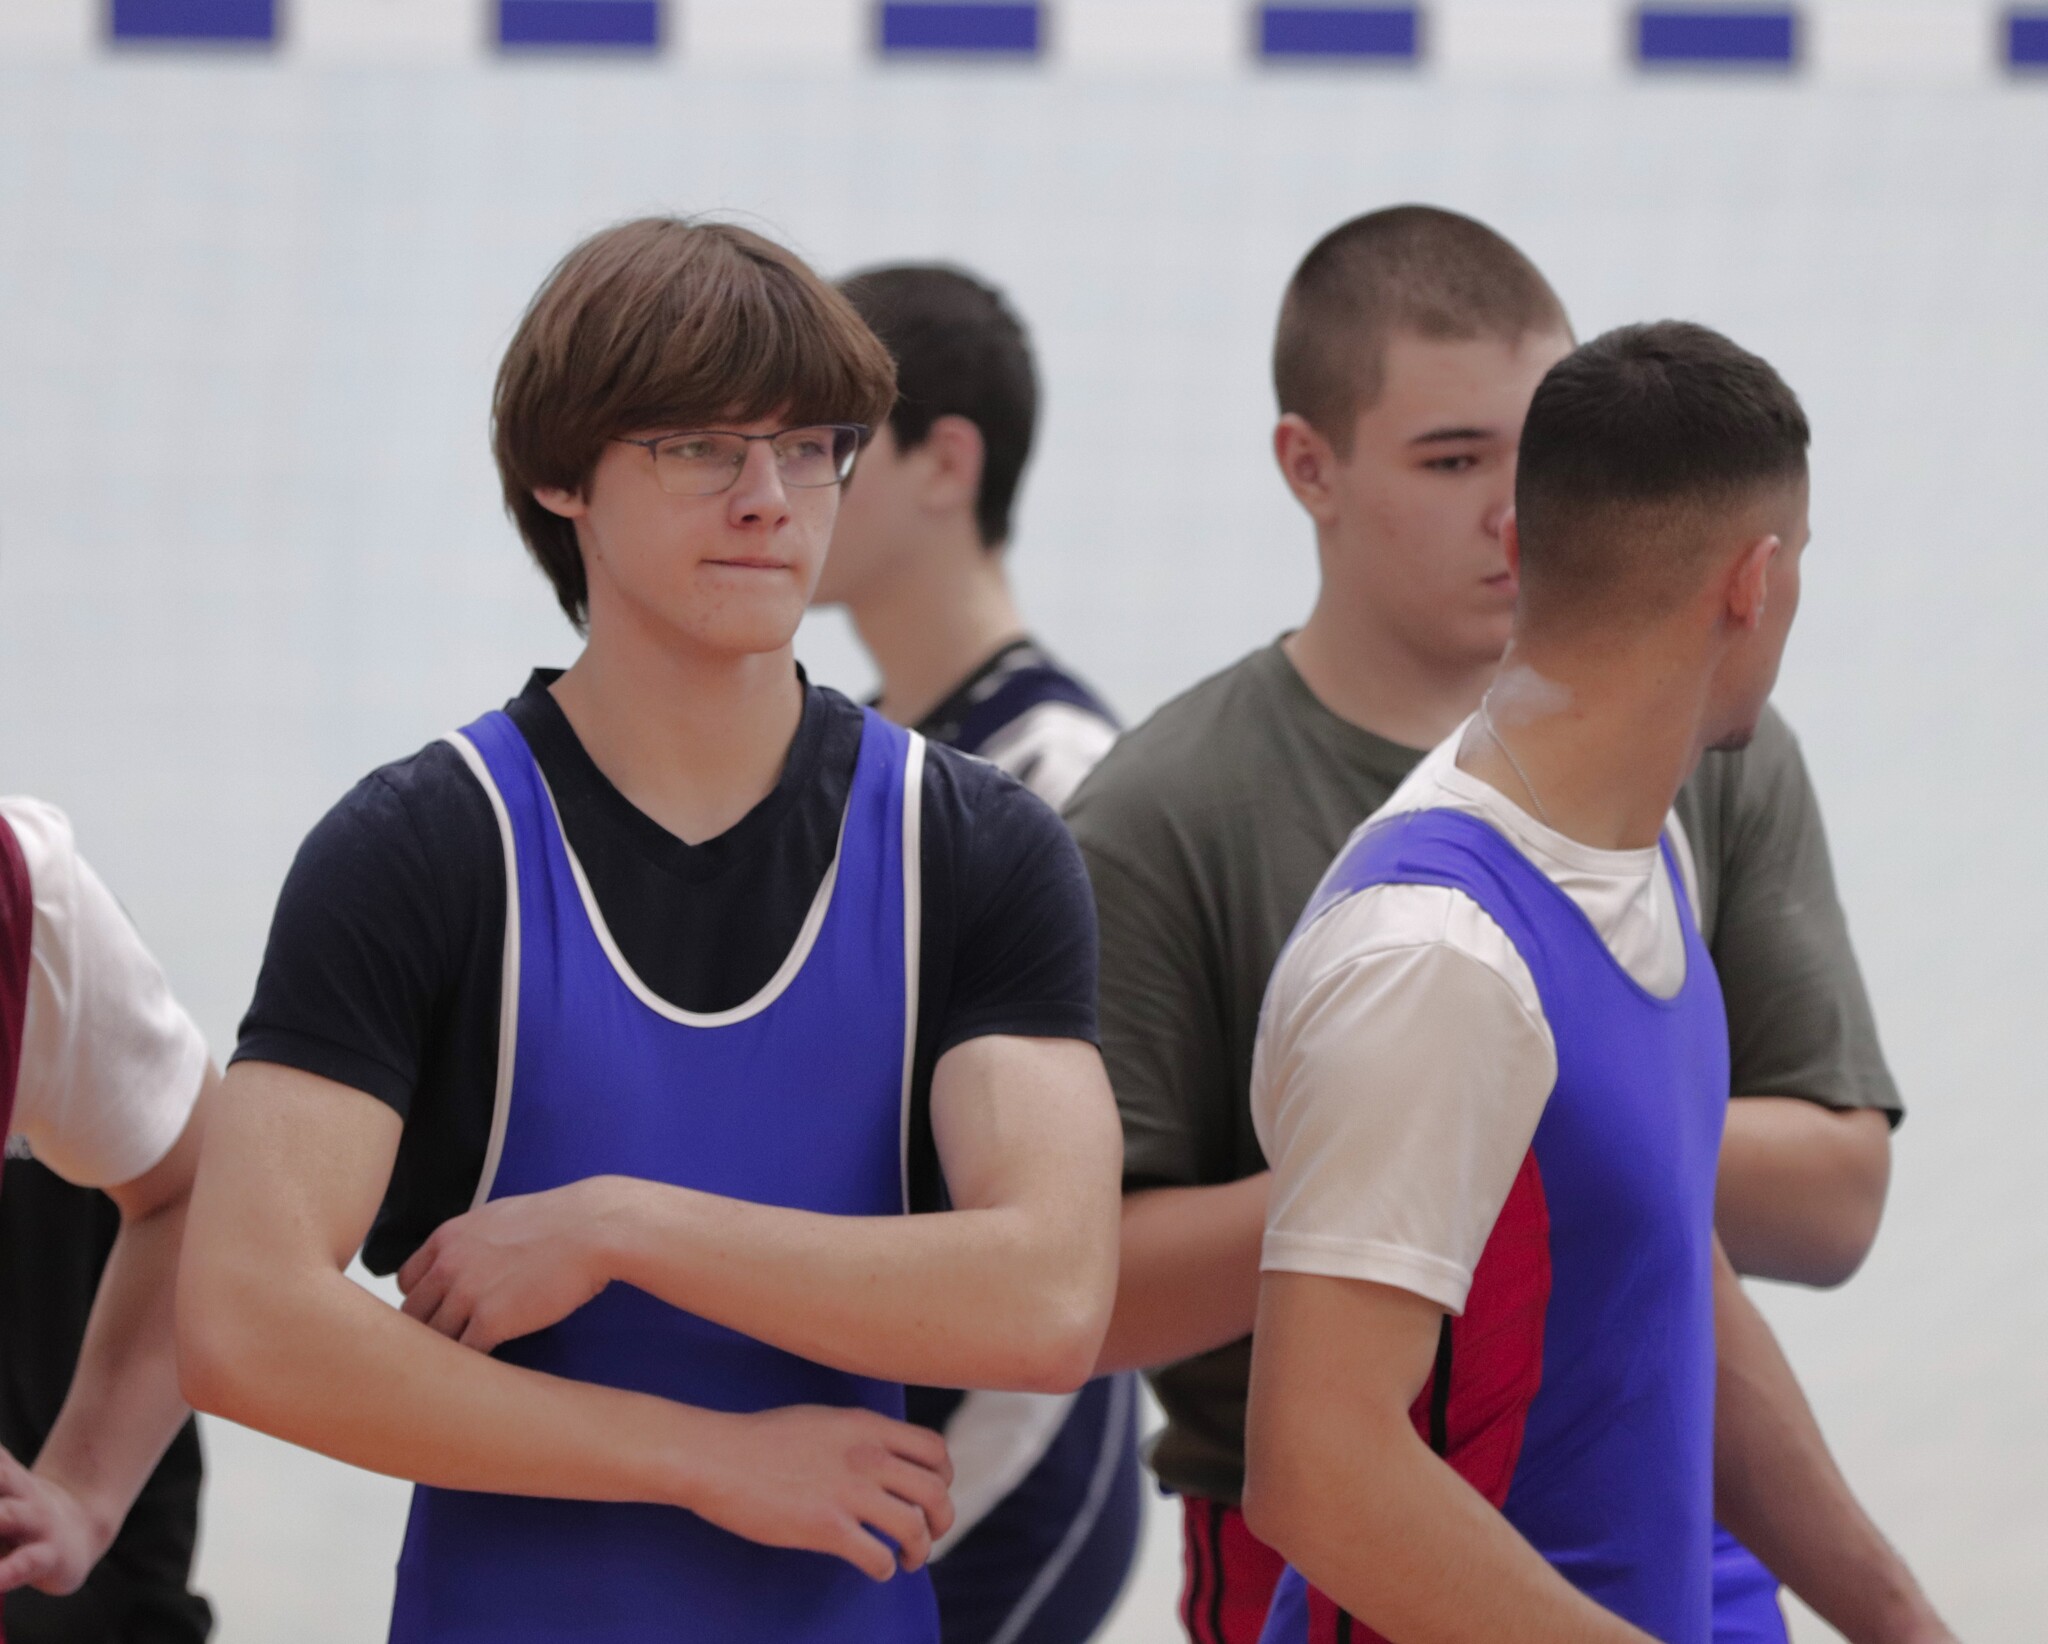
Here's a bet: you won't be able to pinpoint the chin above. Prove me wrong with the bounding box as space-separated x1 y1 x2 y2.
701 611 808 657
1707 718 1760 753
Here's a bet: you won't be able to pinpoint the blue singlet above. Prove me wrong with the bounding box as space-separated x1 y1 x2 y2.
386 707 939 1644
1261 808 1729 1644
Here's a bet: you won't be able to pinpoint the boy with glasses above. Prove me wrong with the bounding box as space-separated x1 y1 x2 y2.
1068 207 1913 1643
177 217 1123 1643
818 263 1138 1644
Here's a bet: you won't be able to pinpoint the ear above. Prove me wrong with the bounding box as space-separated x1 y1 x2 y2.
533 485 588 522
1273 414 1341 523
1723 533 1782 631
1502 509 1523 579
919 415 987 516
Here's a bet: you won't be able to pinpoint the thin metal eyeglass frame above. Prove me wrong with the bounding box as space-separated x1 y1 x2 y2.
615 424 869 496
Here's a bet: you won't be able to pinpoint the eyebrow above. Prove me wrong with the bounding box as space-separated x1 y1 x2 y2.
1409 425 1498 446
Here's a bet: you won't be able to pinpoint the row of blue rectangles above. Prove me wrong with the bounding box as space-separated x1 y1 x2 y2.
106 2 2048 69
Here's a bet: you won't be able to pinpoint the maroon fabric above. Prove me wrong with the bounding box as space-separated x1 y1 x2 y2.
0 811 26 1635
0 815 31 1163
1178 1497 1287 1644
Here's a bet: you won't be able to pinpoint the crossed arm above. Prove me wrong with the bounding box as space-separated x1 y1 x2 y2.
396 1034 1121 1393
1242 1248 1955 1644
0 1068 215 1596
176 1034 1118 1579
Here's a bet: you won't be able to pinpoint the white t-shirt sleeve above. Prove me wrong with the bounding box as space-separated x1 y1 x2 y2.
3 797 208 1189
1252 882 1557 1314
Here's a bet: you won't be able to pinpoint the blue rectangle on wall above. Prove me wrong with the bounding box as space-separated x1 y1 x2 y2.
2010 11 2048 67
110 0 276 43
499 0 662 51
1637 7 1797 67
1260 6 1421 61
879 3 1042 56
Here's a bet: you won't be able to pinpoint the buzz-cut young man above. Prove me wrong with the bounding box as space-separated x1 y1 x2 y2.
1243 321 1953 1644
822 265 1119 807
817 263 1139 1644
176 218 1123 1644
1066 208 1905 1643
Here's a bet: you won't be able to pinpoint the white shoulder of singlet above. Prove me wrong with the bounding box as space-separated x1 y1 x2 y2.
0 796 208 1188
1378 721 1693 996
972 701 1118 813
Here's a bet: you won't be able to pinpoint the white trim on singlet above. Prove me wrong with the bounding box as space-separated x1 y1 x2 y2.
447 720 918 1198
534 763 848 1030
931 1389 1080 1558
898 732 926 1215
985 1373 1139 1644
443 731 522 1209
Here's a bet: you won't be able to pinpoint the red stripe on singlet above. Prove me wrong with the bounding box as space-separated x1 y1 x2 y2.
1288 1153 1553 1643
1180 1496 1225 1642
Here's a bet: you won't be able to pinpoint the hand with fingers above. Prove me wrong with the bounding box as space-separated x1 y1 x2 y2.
687 1404 956 1582
0 1445 109 1598
398 1180 612 1352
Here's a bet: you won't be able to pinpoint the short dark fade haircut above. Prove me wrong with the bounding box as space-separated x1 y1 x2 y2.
494 217 898 628
1275 205 1571 451
1515 320 1810 626
838 264 1038 549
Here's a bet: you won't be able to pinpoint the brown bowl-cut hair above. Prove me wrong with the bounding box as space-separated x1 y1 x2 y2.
493 217 898 628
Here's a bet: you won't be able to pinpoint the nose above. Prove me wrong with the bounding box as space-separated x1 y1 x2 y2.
727 439 793 529
1482 465 1516 540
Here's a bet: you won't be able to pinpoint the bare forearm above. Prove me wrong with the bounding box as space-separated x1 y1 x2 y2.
599 1177 1111 1393
1096 1174 1268 1374
180 1253 695 1505
32 1205 189 1548
1717 1100 1890 1286
1714 1263 1950 1644
1251 1423 1652 1644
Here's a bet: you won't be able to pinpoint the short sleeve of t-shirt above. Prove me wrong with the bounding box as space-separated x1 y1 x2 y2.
234 755 488 1119
1252 881 1557 1314
922 746 1099 1056
1070 809 1228 1192
1067 646 1426 1198
1678 707 1901 1120
2 797 208 1188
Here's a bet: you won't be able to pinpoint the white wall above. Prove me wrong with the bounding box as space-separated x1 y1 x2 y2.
1 10 2043 1639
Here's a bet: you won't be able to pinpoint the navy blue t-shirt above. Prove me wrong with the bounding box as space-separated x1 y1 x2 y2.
234 670 1099 1273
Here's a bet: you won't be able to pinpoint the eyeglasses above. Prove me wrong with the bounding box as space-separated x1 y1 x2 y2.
615 424 868 497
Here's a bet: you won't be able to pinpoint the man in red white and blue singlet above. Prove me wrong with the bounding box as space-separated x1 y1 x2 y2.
1244 324 1956 1644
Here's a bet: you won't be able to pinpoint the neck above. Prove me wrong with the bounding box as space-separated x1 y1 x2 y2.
1285 584 1500 753
549 601 804 847
1458 629 1711 852
849 535 1027 726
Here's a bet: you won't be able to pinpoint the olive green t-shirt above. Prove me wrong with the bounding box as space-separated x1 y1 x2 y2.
1064 639 1901 1506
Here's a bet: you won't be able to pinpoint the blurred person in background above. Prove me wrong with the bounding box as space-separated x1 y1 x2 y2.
0 797 216 1642
1067 206 1905 1644
818 262 1138 1644
1242 320 1952 1644
177 218 1123 1644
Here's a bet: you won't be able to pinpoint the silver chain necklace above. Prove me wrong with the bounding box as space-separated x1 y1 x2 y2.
1477 696 1555 829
